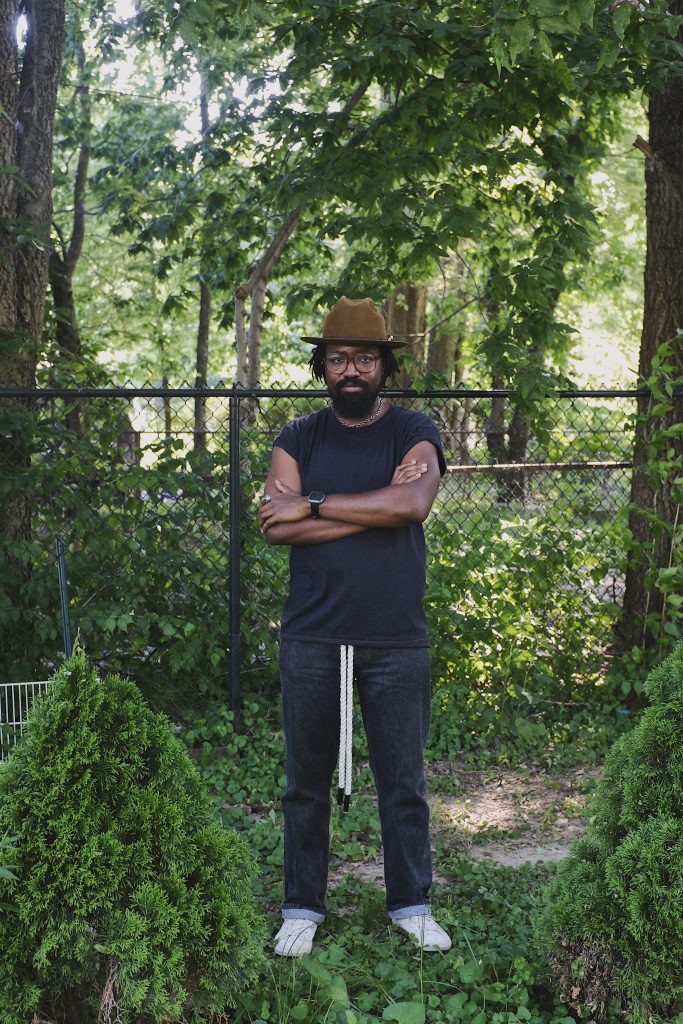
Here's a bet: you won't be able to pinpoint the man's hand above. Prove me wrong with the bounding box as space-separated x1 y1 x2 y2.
390 459 428 485
259 479 309 534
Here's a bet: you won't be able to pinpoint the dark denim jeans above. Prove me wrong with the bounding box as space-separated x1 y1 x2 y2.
279 639 433 922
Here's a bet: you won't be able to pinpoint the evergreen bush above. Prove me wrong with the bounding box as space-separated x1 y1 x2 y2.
0 647 265 1024
540 642 683 1021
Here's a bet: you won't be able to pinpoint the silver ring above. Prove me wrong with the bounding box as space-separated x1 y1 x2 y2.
263 494 272 503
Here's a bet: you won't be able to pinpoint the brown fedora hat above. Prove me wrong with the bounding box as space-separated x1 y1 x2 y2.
301 296 406 348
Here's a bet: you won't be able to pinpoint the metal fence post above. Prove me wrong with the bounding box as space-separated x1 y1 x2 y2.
55 534 73 659
229 391 242 731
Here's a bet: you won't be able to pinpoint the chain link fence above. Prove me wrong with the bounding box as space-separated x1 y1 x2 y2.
0 385 636 746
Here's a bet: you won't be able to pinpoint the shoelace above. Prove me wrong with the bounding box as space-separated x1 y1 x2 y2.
337 644 353 811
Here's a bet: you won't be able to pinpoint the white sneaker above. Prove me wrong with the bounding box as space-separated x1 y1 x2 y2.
395 914 452 952
273 918 318 957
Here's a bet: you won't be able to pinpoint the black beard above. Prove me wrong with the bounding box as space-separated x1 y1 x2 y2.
329 380 380 420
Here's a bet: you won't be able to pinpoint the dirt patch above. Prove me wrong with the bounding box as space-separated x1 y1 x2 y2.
328 764 599 883
429 764 600 867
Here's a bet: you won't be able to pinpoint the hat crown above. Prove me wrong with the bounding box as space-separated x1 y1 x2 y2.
322 297 387 342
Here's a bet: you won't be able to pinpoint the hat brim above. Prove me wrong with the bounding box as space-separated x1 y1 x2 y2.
301 335 406 348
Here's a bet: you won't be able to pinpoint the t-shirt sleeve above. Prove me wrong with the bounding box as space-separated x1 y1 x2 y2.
273 419 300 461
401 413 448 477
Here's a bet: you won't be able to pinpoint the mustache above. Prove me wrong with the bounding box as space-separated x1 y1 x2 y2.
336 378 369 389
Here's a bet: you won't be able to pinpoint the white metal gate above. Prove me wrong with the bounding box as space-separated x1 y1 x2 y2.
0 681 51 760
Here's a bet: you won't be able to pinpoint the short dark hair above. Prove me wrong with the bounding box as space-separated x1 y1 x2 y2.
308 344 400 387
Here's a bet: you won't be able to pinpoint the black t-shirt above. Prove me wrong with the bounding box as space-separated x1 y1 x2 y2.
273 404 446 647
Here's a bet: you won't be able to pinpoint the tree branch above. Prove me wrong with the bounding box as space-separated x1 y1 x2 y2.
65 42 90 272
242 80 370 292
634 134 653 159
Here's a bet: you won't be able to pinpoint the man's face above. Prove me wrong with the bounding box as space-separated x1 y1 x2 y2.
324 344 383 420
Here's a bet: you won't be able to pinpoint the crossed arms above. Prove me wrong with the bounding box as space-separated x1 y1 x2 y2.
259 439 442 546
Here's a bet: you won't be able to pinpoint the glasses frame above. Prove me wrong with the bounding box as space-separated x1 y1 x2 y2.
324 352 380 375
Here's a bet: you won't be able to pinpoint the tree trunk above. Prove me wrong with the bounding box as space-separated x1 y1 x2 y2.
427 258 475 461
387 284 427 407
162 378 172 440
0 1 18 341
485 377 529 503
428 327 472 462
49 251 81 361
48 38 88 364
0 0 65 565
388 283 427 363
247 275 267 388
483 277 529 501
615 13 683 655
233 205 302 389
48 41 89 433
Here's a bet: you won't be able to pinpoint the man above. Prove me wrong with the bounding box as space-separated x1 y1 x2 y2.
259 296 452 957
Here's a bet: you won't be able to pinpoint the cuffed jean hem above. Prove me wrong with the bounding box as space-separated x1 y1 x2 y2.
282 907 325 924
388 903 431 921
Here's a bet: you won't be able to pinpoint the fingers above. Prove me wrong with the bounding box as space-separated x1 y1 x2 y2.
258 490 308 529
259 503 276 533
391 460 428 484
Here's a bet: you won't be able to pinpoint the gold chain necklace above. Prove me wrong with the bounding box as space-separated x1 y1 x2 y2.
332 397 384 428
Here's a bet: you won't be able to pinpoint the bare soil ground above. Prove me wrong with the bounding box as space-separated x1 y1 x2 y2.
329 763 599 887
429 763 600 868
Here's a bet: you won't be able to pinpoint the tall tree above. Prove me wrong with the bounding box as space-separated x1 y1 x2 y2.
0 0 66 556
616 0 683 656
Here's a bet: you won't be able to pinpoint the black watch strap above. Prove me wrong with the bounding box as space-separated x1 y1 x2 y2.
308 491 326 518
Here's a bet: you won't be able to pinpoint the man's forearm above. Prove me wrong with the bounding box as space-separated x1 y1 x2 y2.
318 481 435 528
263 518 368 546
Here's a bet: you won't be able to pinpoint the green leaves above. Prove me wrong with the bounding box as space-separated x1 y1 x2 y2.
383 1001 426 1024
632 340 683 652
458 959 484 984
527 0 570 16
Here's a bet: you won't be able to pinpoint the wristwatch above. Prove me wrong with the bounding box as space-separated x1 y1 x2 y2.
308 491 326 518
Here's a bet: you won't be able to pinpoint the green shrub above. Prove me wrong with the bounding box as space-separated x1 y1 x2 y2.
540 642 683 1021
0 647 265 1024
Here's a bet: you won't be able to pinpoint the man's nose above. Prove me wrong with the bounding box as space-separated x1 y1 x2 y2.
343 360 361 377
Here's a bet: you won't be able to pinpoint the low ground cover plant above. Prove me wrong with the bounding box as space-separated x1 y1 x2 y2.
181 701 611 1024
540 641 683 1021
0 647 265 1024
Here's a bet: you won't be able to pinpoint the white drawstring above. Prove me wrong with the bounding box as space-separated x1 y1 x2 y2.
337 644 354 811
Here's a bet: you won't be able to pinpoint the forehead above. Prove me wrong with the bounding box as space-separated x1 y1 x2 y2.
323 343 382 356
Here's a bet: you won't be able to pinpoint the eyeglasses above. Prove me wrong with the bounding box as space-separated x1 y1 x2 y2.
325 353 379 374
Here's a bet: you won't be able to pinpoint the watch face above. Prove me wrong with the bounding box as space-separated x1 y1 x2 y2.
309 491 325 517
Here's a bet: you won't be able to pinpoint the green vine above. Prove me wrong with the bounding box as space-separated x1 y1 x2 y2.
640 338 683 656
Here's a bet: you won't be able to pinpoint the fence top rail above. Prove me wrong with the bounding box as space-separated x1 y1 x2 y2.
0 385 673 400
447 459 633 473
